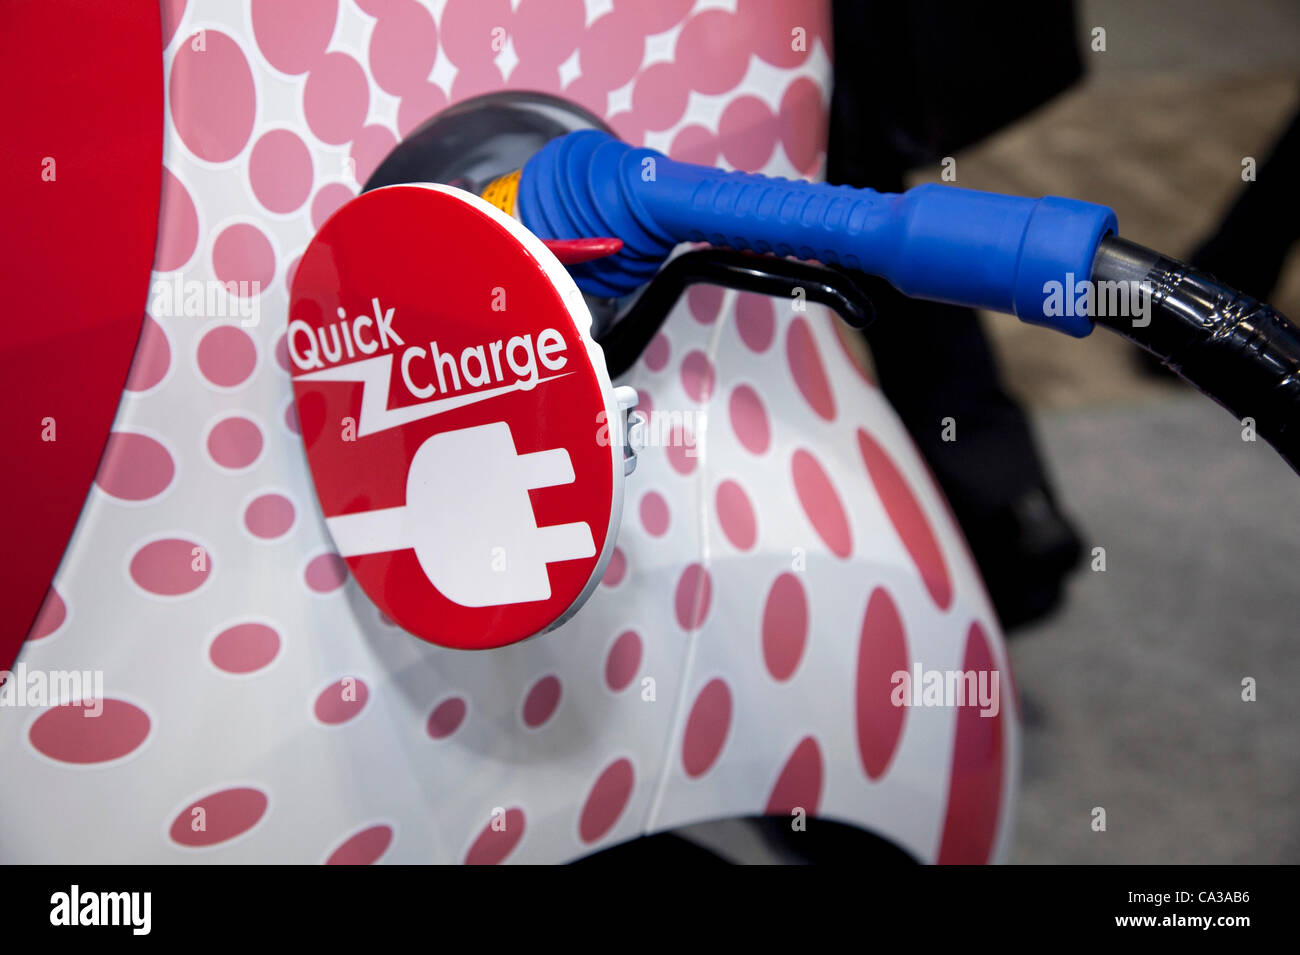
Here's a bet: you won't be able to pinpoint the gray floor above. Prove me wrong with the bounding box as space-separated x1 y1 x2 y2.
1011 394 1300 863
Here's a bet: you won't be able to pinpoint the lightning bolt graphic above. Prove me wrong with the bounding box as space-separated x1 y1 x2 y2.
294 353 571 438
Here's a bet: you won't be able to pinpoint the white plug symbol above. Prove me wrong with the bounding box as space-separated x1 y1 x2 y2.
325 421 595 606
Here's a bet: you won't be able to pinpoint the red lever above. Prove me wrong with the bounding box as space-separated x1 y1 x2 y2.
541 237 623 265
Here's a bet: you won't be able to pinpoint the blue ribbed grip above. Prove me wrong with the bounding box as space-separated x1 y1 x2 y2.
516 130 1119 336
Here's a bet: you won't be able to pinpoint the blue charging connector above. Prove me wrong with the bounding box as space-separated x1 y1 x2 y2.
516 129 1118 337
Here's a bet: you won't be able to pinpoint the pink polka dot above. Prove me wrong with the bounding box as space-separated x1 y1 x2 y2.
576 12 645 93
464 807 524 865
441 0 511 68
326 824 393 865
719 95 777 172
680 350 715 402
608 112 646 148
715 479 757 550
304 52 369 145
130 537 210 596
729 384 770 455
636 388 654 419
677 11 753 95
283 400 301 435
210 622 280 675
311 182 356 231
350 124 398 186
688 285 723 325
739 0 822 68
601 547 627 587
154 167 198 270
169 30 256 162
96 432 174 501
212 224 275 291
249 129 313 214
791 449 852 558
508 60 561 93
285 255 302 293
197 325 257 388
735 291 775 352
631 62 690 132
522 675 561 728
427 696 467 739
787 318 836 421
170 787 268 847
314 677 369 724
207 416 263 470
398 82 449 138
613 0 695 35
304 552 347 593
29 700 150 765
126 316 171 392
674 562 712 631
252 0 336 76
670 124 719 165
26 587 66 641
762 572 807 681
858 429 953 611
779 76 826 176
274 332 291 372
450 60 504 103
369 0 438 95
579 757 635 844
937 622 1005 864
666 427 697 476
244 493 295 539
643 333 670 371
855 588 908 780
682 677 731 778
161 0 187 49
513 0 585 68
605 630 642 692
639 491 670 537
765 736 823 815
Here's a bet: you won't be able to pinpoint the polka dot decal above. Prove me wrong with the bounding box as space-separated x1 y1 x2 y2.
169 30 256 162
791 449 852 558
29 700 151 765
427 696 468 739
522 675 562 728
326 823 393 865
26 586 67 642
170 787 268 847
674 563 712 631
762 572 807 682
604 630 642 692
96 432 175 502
682 678 731 778
855 588 908 781
197 325 257 388
464 807 525 865
129 537 210 597
786 317 836 421
209 622 281 675
936 623 1005 865
715 479 757 550
858 428 953 611
579 757 635 843
765 736 822 816
207 416 263 470
314 678 369 725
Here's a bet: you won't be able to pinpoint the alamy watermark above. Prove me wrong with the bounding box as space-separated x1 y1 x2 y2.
1043 272 1154 327
890 663 1000 718
150 272 261 327
0 664 104 716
